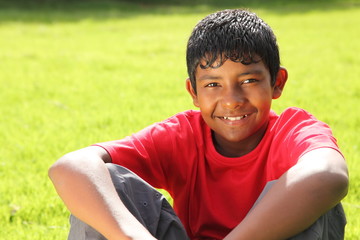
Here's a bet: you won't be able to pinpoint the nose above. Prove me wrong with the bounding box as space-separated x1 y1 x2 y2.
221 87 246 110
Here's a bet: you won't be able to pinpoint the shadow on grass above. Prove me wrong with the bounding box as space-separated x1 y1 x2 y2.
0 0 359 23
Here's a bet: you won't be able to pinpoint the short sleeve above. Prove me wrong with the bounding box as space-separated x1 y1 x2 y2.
94 122 175 189
93 110 202 190
268 107 342 178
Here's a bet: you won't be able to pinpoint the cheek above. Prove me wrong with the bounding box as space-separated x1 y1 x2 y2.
197 90 217 106
197 99 218 118
247 88 273 108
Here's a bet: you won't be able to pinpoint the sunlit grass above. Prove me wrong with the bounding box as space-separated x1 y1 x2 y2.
0 1 359 239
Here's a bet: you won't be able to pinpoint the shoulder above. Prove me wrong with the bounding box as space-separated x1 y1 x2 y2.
266 107 341 178
269 107 335 142
270 107 327 131
277 107 316 121
163 110 202 124
156 110 203 131
272 107 339 158
139 109 204 138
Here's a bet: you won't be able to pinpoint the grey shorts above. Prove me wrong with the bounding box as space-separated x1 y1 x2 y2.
68 163 346 240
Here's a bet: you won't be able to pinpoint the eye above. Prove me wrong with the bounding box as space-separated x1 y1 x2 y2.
242 79 258 84
205 82 219 87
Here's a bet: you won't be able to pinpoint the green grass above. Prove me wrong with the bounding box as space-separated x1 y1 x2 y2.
0 0 359 239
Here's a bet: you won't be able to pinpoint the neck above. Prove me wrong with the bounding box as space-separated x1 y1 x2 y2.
212 122 268 158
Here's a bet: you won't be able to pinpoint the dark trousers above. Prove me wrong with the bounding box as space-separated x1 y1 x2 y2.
68 164 346 240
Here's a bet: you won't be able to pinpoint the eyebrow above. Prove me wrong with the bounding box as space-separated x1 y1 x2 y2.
197 70 264 81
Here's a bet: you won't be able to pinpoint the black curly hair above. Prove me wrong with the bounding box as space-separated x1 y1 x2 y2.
186 9 280 93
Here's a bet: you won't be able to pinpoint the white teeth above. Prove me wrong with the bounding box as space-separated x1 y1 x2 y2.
223 115 248 121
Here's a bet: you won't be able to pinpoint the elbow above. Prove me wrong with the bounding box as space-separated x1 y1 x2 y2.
48 154 74 185
48 150 85 184
48 146 109 185
318 166 349 204
300 148 349 204
329 157 349 201
333 170 349 201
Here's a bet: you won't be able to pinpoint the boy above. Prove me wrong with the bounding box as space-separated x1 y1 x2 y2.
49 9 348 240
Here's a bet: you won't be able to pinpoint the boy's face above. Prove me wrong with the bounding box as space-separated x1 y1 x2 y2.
186 59 287 157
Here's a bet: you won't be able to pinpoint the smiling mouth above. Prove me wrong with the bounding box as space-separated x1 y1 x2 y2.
220 114 249 121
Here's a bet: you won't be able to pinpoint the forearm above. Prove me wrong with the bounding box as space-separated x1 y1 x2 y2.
224 149 348 240
48 147 156 240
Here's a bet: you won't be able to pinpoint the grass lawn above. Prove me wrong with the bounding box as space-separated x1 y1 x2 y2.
0 0 359 239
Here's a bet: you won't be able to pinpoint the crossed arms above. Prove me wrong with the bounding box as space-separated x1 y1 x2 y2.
49 146 348 240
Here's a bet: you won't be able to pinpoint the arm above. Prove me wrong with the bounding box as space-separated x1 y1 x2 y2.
224 148 348 240
48 146 156 240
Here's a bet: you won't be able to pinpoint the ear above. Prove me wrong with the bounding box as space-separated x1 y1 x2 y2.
186 78 200 108
272 67 288 99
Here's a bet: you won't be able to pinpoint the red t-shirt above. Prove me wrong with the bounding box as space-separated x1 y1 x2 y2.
95 107 341 239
